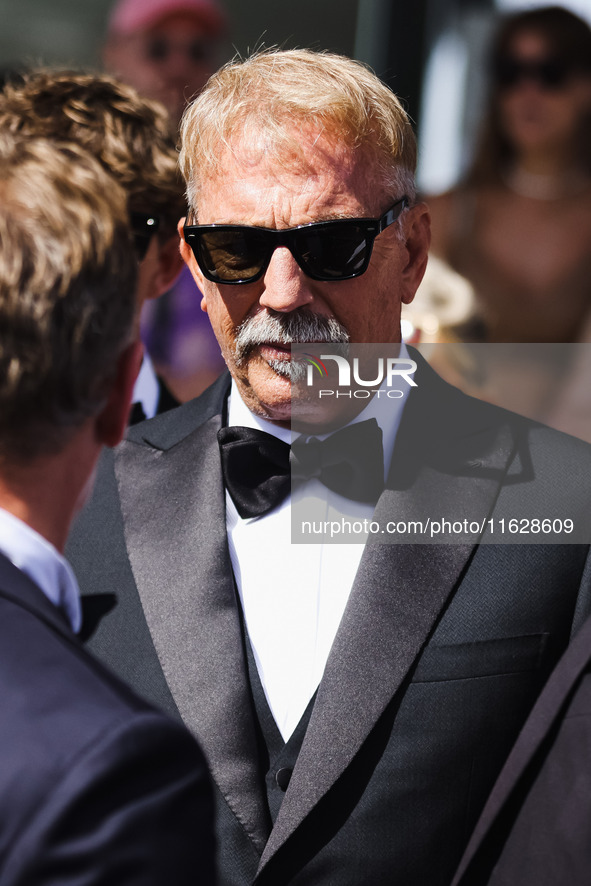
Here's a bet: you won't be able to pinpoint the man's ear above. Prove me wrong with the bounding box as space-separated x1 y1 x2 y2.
400 203 431 306
178 216 209 312
95 341 144 447
152 232 185 297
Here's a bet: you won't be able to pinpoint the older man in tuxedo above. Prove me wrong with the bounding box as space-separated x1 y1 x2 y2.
0 132 214 884
68 49 591 885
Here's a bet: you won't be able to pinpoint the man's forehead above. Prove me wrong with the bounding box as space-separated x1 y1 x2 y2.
194 128 383 218
143 12 210 35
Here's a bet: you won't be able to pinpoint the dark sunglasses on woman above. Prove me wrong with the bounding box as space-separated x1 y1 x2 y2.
494 55 571 91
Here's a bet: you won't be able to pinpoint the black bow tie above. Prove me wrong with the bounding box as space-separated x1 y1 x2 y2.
218 419 384 519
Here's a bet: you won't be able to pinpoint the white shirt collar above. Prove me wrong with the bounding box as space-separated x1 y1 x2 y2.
0 508 81 633
227 382 292 444
133 353 160 421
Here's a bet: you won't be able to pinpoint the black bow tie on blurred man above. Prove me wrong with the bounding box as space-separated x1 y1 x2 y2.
218 419 384 519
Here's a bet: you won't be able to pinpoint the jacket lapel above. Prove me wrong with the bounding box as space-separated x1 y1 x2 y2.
258 358 519 873
115 376 271 853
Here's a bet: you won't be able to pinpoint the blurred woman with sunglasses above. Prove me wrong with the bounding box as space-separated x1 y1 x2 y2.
428 6 591 344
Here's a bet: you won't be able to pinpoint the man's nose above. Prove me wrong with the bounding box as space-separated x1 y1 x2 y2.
258 246 315 313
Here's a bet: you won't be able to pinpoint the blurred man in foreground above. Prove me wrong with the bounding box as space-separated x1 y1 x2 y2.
0 133 214 885
69 49 591 885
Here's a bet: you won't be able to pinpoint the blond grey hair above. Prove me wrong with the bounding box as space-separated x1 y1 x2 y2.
0 133 137 459
180 48 417 216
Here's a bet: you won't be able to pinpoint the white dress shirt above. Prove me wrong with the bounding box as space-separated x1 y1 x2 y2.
226 365 410 740
133 354 160 421
0 507 81 633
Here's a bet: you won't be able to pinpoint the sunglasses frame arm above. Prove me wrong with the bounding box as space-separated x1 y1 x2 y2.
378 196 409 233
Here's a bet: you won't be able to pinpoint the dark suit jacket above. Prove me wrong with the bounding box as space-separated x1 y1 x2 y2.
67 357 591 885
0 552 215 885
452 609 591 886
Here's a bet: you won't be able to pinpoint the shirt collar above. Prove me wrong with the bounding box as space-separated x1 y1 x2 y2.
132 353 160 421
0 508 81 633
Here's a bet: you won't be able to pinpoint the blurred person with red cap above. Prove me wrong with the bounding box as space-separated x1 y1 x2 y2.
104 0 228 127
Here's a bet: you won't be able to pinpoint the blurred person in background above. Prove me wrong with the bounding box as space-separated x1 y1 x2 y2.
0 132 214 885
104 0 228 127
104 0 228 402
428 6 591 345
401 254 475 345
0 70 187 423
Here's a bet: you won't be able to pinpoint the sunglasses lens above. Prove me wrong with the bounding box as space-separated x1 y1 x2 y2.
297 223 370 280
495 60 519 88
133 234 151 261
188 41 209 63
495 57 569 90
539 61 567 88
130 213 159 261
147 37 168 61
197 228 269 282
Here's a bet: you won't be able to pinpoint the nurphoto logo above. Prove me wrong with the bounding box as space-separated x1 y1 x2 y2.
303 352 417 399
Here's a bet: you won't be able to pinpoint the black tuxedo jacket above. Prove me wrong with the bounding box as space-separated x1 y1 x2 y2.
67 358 591 886
452 609 591 886
0 553 215 885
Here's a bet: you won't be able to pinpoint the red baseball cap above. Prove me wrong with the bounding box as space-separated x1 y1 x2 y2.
108 0 227 37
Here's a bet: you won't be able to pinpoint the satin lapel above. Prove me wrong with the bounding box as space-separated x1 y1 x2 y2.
115 406 270 853
258 360 519 872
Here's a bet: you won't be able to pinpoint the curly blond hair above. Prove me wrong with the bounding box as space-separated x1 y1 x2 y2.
0 70 185 237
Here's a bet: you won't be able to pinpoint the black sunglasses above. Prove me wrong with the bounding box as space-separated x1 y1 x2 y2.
494 56 570 91
146 37 212 64
183 197 409 284
130 212 160 261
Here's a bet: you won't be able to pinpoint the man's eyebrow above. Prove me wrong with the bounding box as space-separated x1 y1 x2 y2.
192 209 374 227
310 209 370 222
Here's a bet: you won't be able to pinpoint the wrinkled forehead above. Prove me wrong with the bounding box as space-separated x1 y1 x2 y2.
191 123 384 213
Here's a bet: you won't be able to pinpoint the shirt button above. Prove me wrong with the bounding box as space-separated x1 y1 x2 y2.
275 768 292 791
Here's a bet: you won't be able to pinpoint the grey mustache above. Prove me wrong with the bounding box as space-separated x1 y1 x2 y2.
234 310 349 363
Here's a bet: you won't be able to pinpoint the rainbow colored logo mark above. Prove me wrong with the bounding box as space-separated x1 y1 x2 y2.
303 354 329 378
